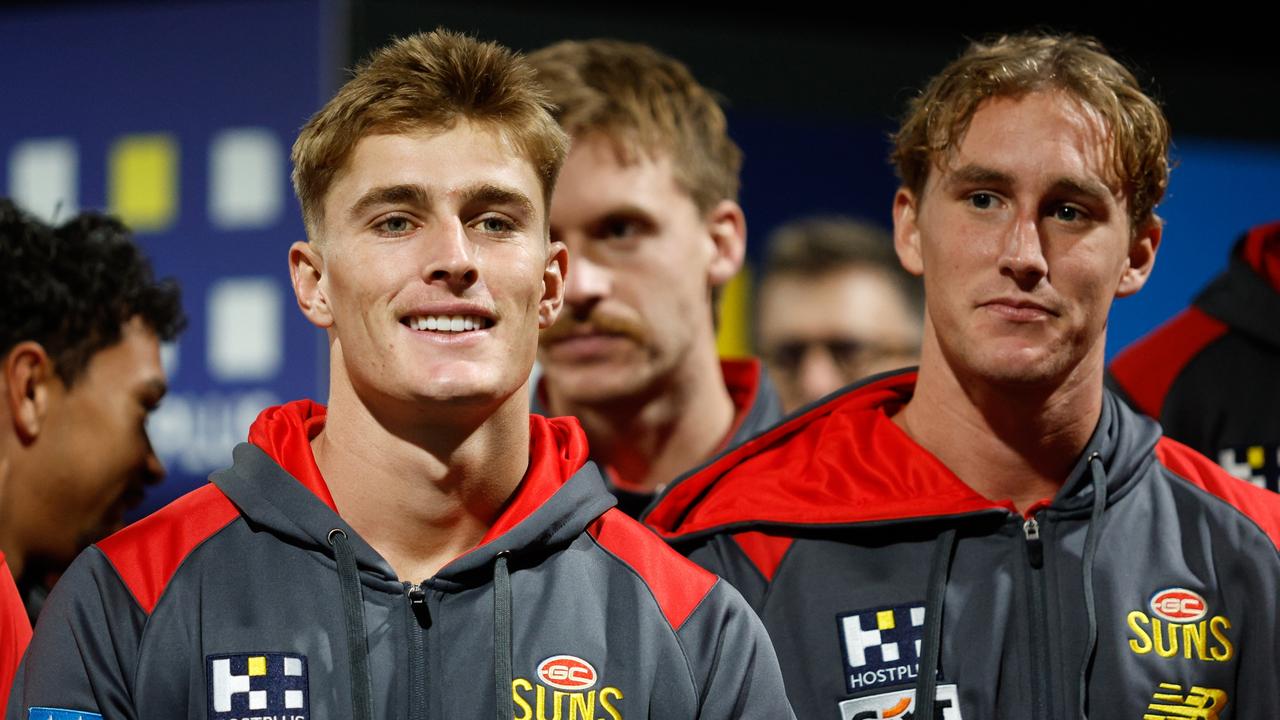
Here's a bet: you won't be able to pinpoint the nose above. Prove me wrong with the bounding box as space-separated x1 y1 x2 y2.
563 251 611 318
423 220 479 290
796 346 846 407
998 216 1049 290
142 434 165 485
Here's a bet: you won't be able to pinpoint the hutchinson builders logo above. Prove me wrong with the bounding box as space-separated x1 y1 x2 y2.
206 653 308 720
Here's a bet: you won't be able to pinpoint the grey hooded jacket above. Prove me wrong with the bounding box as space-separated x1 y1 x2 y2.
9 400 795 720
646 370 1280 720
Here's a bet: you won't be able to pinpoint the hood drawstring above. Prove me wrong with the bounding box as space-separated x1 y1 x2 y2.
1077 452 1107 719
912 528 957 720
494 551 514 720
329 528 374 720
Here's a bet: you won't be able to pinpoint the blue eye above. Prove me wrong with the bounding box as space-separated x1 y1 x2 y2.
478 216 514 233
379 216 412 234
969 193 995 210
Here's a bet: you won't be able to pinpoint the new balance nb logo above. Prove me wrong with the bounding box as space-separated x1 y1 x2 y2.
206 653 308 720
1144 683 1227 720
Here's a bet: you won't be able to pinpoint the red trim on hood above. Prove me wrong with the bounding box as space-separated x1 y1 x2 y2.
589 509 718 630
1109 308 1228 418
0 551 30 706
98 484 240 614
718 358 762 452
732 531 794 582
646 372 1012 537
247 400 338 512
1242 220 1280 292
1156 437 1280 551
476 414 591 545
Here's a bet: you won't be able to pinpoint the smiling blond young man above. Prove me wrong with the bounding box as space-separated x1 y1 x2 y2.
647 34 1280 719
527 41 782 518
11 30 792 720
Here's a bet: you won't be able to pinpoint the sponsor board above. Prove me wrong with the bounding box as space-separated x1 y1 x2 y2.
838 683 963 720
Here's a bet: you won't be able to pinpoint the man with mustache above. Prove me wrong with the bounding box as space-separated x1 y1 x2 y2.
529 40 782 518
0 199 183 704
646 33 1280 718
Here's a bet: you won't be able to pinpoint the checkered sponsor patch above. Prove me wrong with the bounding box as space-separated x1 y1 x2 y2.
838 603 931 694
206 652 308 720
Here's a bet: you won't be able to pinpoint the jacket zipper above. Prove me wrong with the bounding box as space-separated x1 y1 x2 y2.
407 583 428 720
1022 513 1052 718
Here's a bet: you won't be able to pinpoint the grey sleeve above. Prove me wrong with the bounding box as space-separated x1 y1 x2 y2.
676 579 796 720
7 547 144 720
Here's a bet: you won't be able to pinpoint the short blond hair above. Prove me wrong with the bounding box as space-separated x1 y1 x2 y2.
291 29 568 239
527 39 741 214
892 33 1170 230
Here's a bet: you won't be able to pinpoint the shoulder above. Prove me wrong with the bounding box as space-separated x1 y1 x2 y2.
586 508 718 631
1108 307 1229 418
1153 436 1280 552
96 483 241 615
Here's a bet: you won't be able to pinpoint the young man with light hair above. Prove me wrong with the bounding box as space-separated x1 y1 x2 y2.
648 33 1280 718
528 40 781 518
12 30 792 720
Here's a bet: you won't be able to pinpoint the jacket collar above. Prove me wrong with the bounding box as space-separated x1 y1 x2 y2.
212 400 614 589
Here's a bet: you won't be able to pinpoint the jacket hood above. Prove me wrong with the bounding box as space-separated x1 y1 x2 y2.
211 400 614 590
1195 221 1280 349
645 369 1162 542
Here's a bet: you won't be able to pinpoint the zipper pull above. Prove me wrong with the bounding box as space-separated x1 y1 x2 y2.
1023 515 1044 568
407 583 426 606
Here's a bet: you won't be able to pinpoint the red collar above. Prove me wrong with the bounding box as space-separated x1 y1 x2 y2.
246 400 590 546
1242 220 1280 292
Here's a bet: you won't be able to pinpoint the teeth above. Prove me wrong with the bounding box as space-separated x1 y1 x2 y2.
406 315 489 332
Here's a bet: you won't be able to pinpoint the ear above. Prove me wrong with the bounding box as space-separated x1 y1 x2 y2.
3 342 57 443
539 240 569 329
1115 217 1162 298
704 200 747 288
289 240 334 328
893 188 925 276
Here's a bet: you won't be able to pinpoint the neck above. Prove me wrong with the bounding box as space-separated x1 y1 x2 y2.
315 370 531 583
895 333 1103 514
545 349 734 495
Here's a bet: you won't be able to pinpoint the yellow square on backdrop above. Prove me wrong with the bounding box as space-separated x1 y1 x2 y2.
1248 446 1265 468
247 656 267 677
876 609 895 631
109 134 178 232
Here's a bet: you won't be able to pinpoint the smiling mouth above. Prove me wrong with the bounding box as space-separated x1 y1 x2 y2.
401 314 495 333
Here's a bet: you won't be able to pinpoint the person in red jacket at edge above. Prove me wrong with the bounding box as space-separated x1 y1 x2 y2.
12 30 793 720
1109 221 1280 493
646 33 1280 720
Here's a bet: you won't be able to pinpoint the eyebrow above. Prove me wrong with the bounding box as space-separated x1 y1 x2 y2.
346 184 431 222
462 183 536 219
945 164 1115 203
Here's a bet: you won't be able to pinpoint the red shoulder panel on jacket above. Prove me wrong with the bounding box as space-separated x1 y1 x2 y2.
1156 437 1280 551
732 531 794 582
97 484 240 614
1109 308 1228 418
589 509 717 630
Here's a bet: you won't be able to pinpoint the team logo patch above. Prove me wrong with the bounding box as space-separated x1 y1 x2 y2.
837 683 963 720
1127 589 1232 663
28 709 104 720
512 653 624 720
206 652 308 720
838 603 933 694
1217 444 1279 492
1144 682 1227 719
